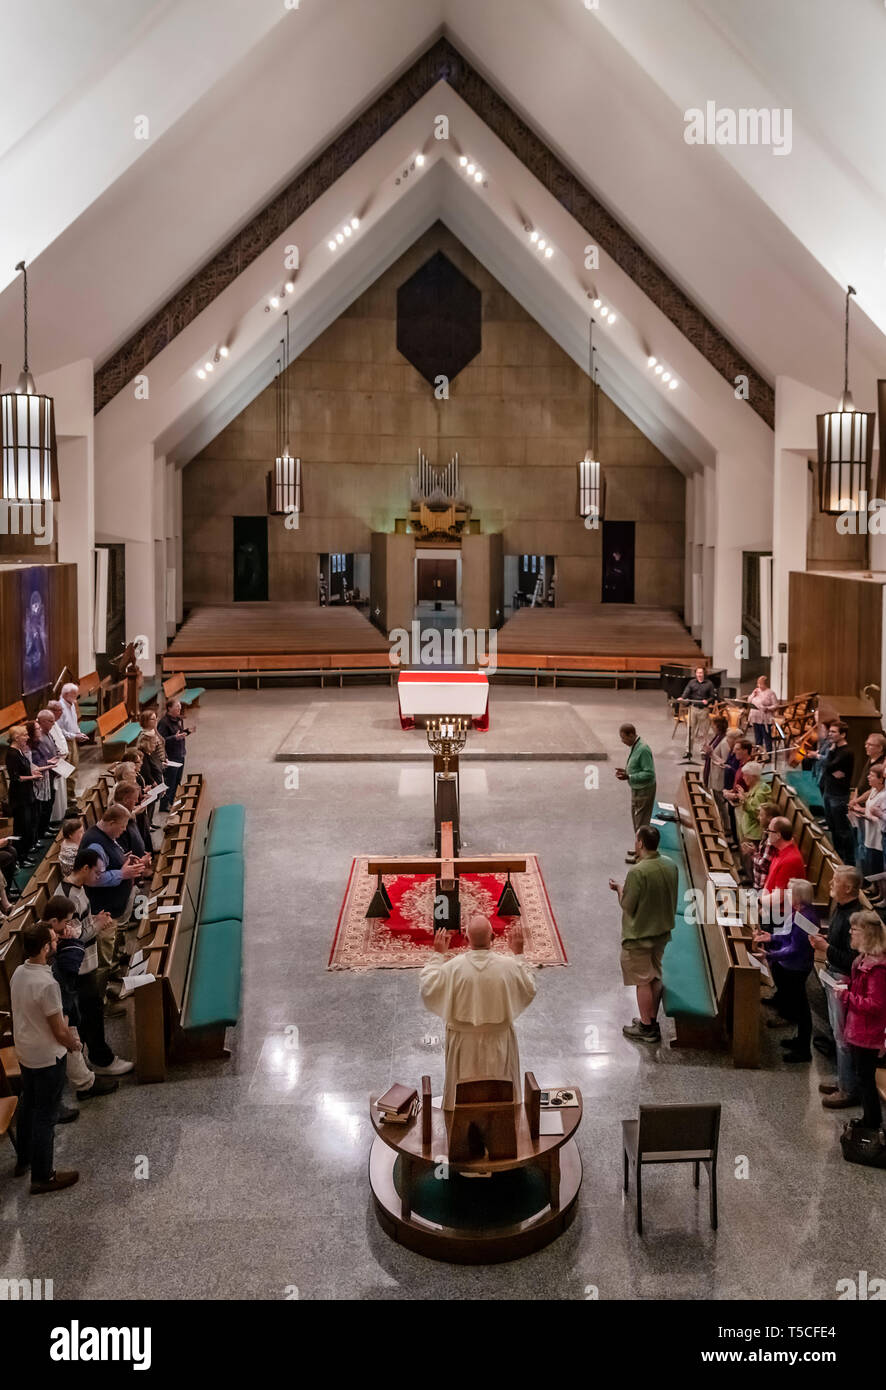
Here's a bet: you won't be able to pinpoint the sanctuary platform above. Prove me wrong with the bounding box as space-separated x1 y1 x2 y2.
274 694 608 761
162 602 390 678
497 603 705 679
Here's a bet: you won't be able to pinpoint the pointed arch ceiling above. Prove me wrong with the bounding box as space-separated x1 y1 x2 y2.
94 36 773 426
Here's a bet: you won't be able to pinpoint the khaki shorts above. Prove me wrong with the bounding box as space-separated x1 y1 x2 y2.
621 937 668 987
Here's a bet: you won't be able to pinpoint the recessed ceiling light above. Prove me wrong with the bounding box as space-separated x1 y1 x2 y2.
197 369 206 380
669 378 678 390
474 170 483 182
600 305 609 317
538 239 546 251
662 371 671 383
336 234 344 245
459 156 467 167
416 153 425 166
647 356 657 368
344 225 352 236
467 163 475 175
219 345 229 358
544 246 553 259
530 230 539 243
328 240 337 251
269 296 280 308
205 362 214 372
608 313 616 324
593 298 601 309
654 363 664 375
351 218 359 229
284 282 294 294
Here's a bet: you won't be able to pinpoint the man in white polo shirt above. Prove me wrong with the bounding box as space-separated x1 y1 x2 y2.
10 921 81 1194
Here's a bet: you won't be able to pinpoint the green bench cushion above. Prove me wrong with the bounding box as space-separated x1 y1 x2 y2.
207 804 246 858
139 682 161 705
103 720 141 745
79 719 97 736
786 769 825 818
653 804 717 1019
198 851 244 924
181 686 205 705
183 918 242 1031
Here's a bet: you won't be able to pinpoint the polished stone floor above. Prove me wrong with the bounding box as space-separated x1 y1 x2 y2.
1 684 882 1301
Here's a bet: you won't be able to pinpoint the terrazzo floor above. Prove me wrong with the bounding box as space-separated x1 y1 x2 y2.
1 684 881 1301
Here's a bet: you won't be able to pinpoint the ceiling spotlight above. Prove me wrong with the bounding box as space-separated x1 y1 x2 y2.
608 313 616 324
593 297 601 308
344 225 352 236
416 153 425 166
669 378 679 390
474 170 483 182
467 163 475 175
544 246 554 259
600 305 609 317
219 345 230 358
538 239 546 251
647 356 657 368
459 155 467 167
197 369 206 380
284 282 295 294
328 240 337 251
654 363 664 375
530 230 539 243
205 362 214 373
662 371 671 383
351 218 359 229
269 296 280 308
336 234 344 244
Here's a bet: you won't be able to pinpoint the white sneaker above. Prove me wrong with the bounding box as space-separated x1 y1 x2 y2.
90 1056 135 1076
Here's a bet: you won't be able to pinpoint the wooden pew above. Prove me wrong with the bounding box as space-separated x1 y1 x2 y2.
0 700 27 738
96 702 142 761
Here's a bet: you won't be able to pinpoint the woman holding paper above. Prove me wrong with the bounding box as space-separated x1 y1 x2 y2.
37 708 71 823
753 878 817 1063
5 725 42 858
28 718 58 842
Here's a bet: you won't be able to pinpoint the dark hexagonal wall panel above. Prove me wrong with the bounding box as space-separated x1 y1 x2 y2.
396 251 482 388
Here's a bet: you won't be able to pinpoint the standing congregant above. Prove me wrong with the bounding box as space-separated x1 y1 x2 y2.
615 723 657 864
419 914 537 1109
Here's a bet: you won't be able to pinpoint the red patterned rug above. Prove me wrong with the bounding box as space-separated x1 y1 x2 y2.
328 856 567 971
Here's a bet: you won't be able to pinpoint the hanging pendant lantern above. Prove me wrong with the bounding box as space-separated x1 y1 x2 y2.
0 261 59 502
578 315 604 526
816 286 874 515
267 311 302 520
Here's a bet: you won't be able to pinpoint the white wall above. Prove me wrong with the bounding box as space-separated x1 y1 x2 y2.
40 357 95 675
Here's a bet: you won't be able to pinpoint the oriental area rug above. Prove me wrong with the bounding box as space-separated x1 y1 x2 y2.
329 856 567 971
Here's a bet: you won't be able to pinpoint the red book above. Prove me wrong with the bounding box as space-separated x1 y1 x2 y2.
377 1083 417 1115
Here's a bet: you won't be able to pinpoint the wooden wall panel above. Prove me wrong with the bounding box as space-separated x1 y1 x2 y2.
788 571 882 699
0 563 78 709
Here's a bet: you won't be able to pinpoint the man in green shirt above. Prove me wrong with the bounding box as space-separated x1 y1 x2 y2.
609 825 678 1044
731 761 769 880
616 723 656 864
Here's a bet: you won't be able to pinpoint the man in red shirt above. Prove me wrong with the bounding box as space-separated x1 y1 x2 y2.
762 817 806 926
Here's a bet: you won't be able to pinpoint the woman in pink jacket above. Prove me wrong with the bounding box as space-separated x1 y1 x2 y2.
843 911 886 1130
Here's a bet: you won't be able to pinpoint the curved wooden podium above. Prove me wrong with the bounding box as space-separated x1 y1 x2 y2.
368 1082 582 1263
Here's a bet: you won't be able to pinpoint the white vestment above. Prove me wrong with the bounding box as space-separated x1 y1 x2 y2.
48 723 69 820
419 949 537 1109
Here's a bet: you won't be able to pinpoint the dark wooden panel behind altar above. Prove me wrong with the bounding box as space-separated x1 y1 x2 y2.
93 39 773 427
397 252 482 387
787 570 882 701
0 563 78 708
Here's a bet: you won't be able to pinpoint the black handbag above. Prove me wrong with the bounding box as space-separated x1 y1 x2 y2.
840 1119 886 1168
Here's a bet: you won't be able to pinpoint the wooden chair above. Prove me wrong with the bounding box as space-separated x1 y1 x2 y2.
622 1102 721 1235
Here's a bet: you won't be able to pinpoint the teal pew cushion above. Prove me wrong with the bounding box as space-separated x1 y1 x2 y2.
104 720 142 745
786 769 825 818
199 851 244 924
184 918 242 1030
79 719 97 736
662 912 717 1018
139 682 161 705
207 804 246 858
181 686 206 705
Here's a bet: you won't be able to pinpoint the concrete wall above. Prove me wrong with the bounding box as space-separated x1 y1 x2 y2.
184 225 685 611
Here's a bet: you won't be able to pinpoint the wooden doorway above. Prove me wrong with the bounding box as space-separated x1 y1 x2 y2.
233 517 269 602
602 521 635 604
417 556 458 603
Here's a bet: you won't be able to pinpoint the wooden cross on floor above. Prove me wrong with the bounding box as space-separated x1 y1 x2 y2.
366 820 526 932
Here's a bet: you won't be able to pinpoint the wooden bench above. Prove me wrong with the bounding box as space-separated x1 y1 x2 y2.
132 785 244 1082
665 774 765 1067
96 702 142 760
0 700 26 737
163 671 205 708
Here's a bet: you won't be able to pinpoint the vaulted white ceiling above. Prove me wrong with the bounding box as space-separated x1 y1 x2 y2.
1 0 884 456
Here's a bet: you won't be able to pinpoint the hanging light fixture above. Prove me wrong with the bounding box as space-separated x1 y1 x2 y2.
816 285 874 514
267 313 302 519
578 317 604 526
1 261 59 502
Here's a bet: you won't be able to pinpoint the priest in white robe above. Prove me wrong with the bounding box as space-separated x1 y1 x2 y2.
419 913 537 1109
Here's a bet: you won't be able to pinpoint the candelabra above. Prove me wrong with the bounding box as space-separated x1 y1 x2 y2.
426 716 467 777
